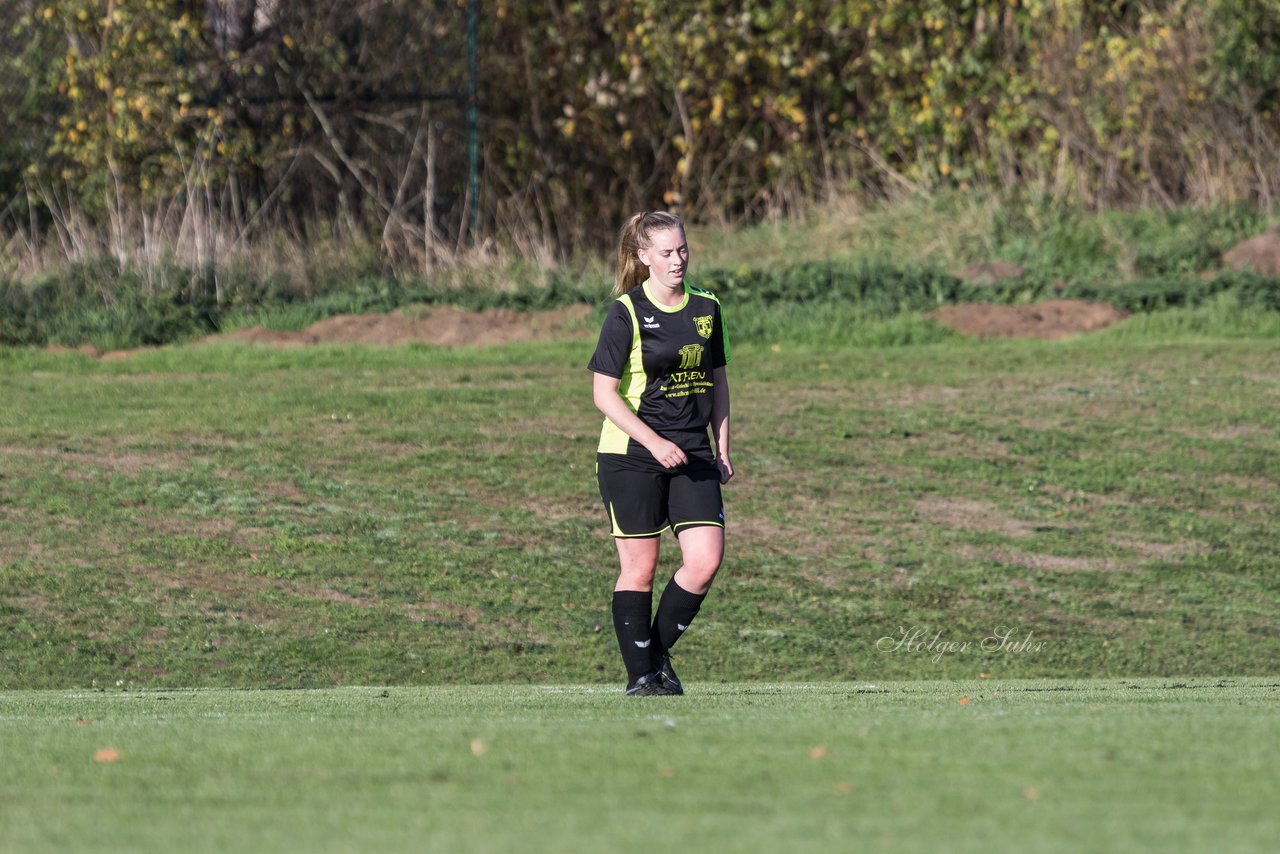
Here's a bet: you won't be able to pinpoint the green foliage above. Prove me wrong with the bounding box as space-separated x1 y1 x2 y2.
1210 0 1280 113
1093 293 1280 339
4 0 1280 263
0 261 213 349
2 0 474 256
483 0 1280 237
0 255 606 349
1104 203 1266 277
702 262 969 310
1066 271 1280 312
3 192 1277 350
6 253 1280 350
704 262 1280 324
17 1 211 205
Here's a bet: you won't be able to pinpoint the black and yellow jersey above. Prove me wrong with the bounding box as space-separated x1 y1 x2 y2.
588 279 730 456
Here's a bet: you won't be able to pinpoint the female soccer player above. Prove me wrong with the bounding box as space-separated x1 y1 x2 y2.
587 211 733 696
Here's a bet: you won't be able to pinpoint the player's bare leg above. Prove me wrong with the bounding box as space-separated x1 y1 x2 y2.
673 525 724 595
614 536 660 592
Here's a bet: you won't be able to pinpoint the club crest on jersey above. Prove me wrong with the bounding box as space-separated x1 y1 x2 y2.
693 314 713 339
677 343 704 369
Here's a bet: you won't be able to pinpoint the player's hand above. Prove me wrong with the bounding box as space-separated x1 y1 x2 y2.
647 438 687 469
717 455 734 484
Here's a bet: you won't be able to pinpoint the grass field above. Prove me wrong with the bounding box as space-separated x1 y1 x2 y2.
2 678 1277 853
1 320 1278 688
2 303 1278 852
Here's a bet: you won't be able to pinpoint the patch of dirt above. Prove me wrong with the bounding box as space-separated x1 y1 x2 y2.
142 559 520 637
868 385 968 407
952 543 1134 573
932 300 1129 339
913 496 1037 538
1213 473 1278 493
1109 537 1207 561
953 260 1026 285
3 592 53 612
306 587 369 606
1223 225 1280 276
40 343 105 358
140 512 242 541
219 303 594 348
1171 424 1275 441
0 444 191 479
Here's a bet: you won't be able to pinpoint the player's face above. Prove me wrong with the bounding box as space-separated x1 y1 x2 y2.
638 227 689 291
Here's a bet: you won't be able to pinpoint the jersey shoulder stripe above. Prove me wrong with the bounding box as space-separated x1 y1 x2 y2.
686 284 721 303
615 293 641 336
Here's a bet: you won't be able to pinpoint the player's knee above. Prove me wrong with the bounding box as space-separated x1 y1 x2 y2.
683 550 722 581
617 558 659 590
618 565 657 585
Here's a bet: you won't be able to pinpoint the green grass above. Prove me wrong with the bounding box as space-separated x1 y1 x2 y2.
1 679 1277 853
2 315 1278 688
691 192 1272 284
1088 293 1280 339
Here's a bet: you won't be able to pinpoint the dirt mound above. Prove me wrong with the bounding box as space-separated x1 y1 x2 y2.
953 260 1026 285
932 299 1129 339
42 343 105 359
1222 226 1280 276
221 303 594 348
39 304 595 361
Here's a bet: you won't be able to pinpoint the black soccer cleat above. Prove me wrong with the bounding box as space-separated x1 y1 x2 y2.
625 672 675 696
656 654 684 695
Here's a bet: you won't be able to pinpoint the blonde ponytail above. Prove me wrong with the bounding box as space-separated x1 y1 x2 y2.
613 210 685 297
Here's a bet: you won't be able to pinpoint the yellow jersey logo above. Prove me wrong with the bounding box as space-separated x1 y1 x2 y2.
694 315 713 339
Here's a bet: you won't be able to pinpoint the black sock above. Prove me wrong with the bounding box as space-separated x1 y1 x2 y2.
612 590 654 681
651 579 706 659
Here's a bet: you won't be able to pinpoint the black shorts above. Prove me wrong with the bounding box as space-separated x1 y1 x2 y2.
596 433 725 538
